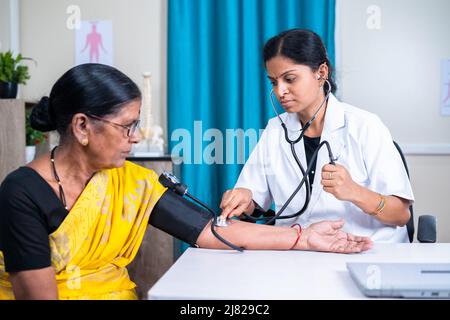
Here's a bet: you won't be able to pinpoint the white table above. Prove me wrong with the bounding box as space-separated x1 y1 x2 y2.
147 243 450 300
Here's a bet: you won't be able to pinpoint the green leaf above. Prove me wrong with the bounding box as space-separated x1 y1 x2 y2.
0 50 32 84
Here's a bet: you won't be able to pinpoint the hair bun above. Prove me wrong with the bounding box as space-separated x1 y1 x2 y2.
30 96 57 132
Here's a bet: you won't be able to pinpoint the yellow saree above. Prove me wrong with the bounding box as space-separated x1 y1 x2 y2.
0 161 166 300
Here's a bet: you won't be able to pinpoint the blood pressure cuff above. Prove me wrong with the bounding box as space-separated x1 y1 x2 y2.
149 189 213 246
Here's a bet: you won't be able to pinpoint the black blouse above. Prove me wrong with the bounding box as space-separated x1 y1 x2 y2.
303 135 321 189
0 167 68 272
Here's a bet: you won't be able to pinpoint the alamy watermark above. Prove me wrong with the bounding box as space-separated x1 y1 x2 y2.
366 264 382 290
170 121 263 165
66 5 81 30
367 5 382 30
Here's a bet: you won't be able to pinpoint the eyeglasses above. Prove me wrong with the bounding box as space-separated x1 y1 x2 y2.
86 114 140 137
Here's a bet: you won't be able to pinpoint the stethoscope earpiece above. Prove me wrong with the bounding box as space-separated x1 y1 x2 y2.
270 79 332 129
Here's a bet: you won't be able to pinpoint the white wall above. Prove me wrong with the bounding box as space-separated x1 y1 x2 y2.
0 0 11 51
337 0 450 242
19 0 167 142
0 0 19 53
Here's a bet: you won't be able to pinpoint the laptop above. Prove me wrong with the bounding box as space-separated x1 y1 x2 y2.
346 262 450 299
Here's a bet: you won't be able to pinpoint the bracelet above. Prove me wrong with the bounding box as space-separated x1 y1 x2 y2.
289 224 302 250
370 194 386 216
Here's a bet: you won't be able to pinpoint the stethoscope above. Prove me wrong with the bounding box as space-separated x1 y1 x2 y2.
242 78 337 225
178 78 338 252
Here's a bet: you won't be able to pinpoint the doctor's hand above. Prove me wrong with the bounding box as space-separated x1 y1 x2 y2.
298 220 373 253
321 163 359 201
220 188 255 219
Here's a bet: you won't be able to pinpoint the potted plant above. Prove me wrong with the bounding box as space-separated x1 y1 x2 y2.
0 50 32 99
25 109 47 162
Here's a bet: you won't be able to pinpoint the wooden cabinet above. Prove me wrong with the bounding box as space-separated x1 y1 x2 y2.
0 99 25 182
126 156 182 299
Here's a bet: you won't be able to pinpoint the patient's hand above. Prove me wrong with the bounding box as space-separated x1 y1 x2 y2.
298 220 372 253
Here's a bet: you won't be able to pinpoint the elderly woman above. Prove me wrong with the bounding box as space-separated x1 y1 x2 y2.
0 64 372 300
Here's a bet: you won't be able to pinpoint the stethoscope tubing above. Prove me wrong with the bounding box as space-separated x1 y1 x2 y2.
242 80 334 224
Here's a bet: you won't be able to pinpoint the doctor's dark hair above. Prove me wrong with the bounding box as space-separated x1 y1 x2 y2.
30 63 141 140
263 29 337 94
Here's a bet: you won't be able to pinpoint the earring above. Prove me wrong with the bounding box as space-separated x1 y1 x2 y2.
81 139 88 146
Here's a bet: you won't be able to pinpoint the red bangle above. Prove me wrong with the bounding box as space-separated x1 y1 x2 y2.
289 223 302 250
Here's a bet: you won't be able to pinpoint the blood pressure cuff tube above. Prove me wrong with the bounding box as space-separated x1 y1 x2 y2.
149 189 213 247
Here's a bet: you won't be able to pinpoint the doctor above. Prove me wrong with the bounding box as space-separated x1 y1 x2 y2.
220 29 414 243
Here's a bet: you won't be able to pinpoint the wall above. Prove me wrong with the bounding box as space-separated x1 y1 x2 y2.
1 0 19 53
0 0 11 51
336 0 450 242
19 0 167 143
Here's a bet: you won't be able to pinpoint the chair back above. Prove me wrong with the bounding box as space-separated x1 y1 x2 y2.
393 141 414 243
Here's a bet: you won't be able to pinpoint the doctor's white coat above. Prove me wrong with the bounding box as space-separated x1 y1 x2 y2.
235 94 414 243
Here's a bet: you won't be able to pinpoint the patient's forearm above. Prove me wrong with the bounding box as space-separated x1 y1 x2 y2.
196 220 302 250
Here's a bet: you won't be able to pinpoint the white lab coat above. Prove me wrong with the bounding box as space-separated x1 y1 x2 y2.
235 94 414 242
